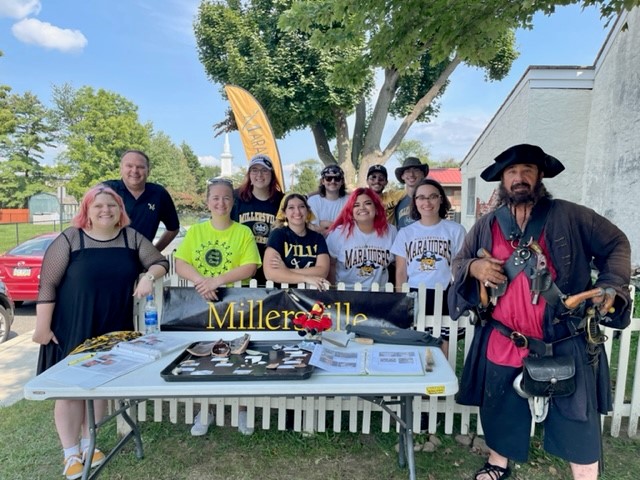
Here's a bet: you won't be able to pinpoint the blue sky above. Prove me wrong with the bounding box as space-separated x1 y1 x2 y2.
0 0 611 176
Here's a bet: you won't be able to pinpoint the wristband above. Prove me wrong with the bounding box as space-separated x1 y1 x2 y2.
145 273 155 282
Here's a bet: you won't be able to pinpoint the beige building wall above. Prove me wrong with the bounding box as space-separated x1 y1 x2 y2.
583 9 640 260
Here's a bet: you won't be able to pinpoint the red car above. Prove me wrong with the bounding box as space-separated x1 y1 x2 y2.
0 232 59 305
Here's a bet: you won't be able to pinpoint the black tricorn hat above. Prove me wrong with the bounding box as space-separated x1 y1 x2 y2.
395 157 429 183
480 144 565 182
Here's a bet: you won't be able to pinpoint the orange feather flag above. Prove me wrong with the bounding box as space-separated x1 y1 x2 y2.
224 85 285 190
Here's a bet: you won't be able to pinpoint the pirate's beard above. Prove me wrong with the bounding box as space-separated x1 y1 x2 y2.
497 178 552 206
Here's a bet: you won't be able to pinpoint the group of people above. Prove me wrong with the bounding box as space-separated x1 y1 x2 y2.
32 144 632 480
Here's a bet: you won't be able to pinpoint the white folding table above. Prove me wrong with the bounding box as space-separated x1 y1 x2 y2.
24 331 458 480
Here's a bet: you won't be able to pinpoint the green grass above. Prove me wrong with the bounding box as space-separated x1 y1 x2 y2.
0 222 67 254
2 400 639 479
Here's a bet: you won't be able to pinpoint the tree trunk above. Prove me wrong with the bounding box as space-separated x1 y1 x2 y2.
351 98 366 168
310 122 335 166
335 110 356 186
356 55 462 185
362 68 400 158
383 55 462 157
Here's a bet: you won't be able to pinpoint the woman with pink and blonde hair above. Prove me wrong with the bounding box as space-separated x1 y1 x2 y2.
325 187 397 289
32 185 168 480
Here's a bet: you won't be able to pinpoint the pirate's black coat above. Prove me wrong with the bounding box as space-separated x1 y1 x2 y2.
449 199 631 420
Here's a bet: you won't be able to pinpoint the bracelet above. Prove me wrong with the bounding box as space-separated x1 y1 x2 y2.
145 273 155 282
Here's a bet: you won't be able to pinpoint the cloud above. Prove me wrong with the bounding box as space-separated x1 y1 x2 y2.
138 0 199 44
198 155 218 167
0 0 41 19
12 18 87 52
406 114 491 161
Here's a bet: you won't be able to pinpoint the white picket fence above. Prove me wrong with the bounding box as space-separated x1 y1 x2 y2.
132 268 639 438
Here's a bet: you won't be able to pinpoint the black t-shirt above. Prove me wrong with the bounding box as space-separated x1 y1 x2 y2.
103 180 180 241
266 227 328 269
231 191 284 255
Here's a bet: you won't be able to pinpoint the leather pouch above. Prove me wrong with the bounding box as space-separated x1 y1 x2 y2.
522 355 576 397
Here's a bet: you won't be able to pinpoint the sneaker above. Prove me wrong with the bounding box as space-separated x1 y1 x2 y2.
82 447 106 468
190 409 215 436
238 410 254 436
63 454 83 480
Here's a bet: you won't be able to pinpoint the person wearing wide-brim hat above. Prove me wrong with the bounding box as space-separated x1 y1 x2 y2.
393 157 429 229
448 143 631 480
394 156 430 183
480 143 565 182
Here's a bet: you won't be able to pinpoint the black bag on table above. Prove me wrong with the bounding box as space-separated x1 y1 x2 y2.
345 324 442 347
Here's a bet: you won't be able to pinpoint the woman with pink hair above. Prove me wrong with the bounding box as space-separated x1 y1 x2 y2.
33 185 168 479
325 187 397 289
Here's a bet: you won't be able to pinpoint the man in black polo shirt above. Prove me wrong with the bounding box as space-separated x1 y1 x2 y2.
103 150 180 252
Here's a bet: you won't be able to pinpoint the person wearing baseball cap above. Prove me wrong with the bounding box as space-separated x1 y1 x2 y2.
231 153 284 287
366 164 388 194
393 157 429 229
366 164 405 224
307 164 348 236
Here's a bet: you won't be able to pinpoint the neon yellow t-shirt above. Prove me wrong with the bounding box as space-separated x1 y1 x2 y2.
175 221 261 282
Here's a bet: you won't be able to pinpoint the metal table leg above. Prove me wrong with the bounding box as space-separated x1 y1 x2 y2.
81 399 144 480
361 395 417 480
399 395 416 480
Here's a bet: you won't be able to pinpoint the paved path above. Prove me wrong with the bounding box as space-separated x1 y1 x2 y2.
0 330 38 407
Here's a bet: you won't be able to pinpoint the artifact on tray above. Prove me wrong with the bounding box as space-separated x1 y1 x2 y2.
211 339 231 357
186 341 218 357
229 333 250 354
161 340 315 382
292 301 332 338
186 334 251 358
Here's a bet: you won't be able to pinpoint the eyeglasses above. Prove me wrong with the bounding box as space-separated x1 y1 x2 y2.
207 177 233 186
323 176 343 183
250 168 271 175
415 194 441 202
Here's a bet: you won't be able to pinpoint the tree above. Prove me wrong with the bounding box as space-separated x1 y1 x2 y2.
181 142 206 195
202 164 221 182
147 132 208 213
51 84 151 198
147 132 193 191
194 0 514 184
431 158 462 168
0 53 16 146
194 0 372 182
282 0 632 183
0 91 55 208
393 139 461 168
195 0 635 184
393 140 432 165
291 158 321 195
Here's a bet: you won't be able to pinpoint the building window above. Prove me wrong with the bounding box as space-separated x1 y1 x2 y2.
466 177 476 216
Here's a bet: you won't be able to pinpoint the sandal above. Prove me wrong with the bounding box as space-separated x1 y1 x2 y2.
474 461 511 480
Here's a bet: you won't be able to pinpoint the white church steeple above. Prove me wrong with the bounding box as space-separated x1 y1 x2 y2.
220 133 233 177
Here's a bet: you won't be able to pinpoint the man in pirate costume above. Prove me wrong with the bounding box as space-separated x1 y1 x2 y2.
448 144 631 480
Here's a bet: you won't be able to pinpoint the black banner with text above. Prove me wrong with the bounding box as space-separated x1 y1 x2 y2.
160 287 415 332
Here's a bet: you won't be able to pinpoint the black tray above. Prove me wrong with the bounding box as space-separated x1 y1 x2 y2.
160 340 315 382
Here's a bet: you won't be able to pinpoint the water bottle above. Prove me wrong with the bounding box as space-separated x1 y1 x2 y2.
144 294 159 334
